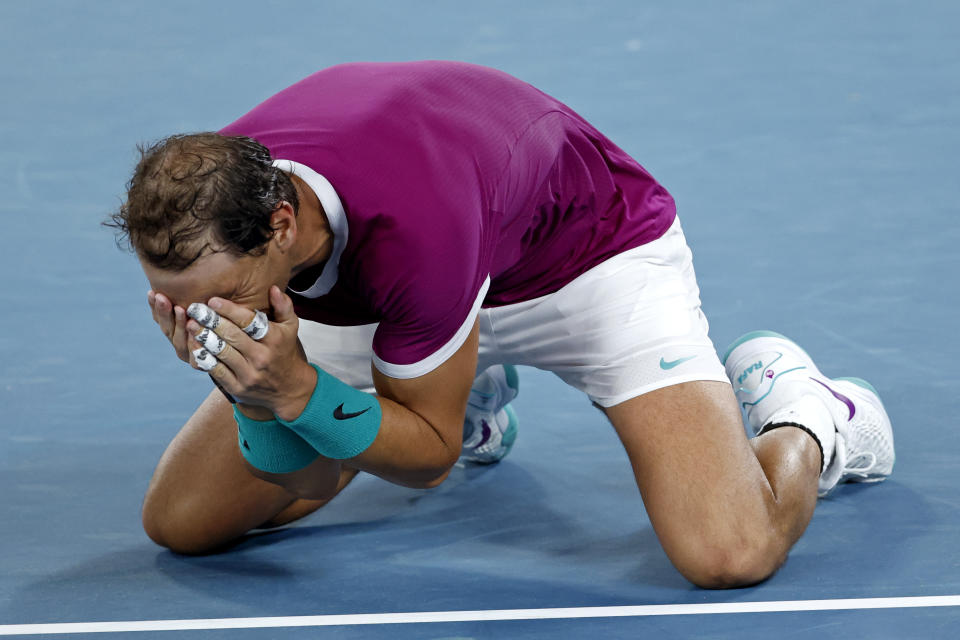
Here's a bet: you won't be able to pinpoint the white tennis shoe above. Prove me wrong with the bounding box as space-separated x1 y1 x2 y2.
461 364 520 464
723 330 895 496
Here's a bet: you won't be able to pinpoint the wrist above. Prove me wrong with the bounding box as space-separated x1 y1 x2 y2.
237 403 274 422
277 364 382 460
273 361 319 422
233 406 319 474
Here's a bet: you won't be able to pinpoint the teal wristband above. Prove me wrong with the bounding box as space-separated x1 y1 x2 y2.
278 364 382 460
233 407 320 474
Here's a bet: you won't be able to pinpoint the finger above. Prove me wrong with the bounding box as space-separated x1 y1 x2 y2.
269 285 298 326
195 326 226 355
147 290 159 323
192 347 219 372
187 302 222 330
203 298 269 351
187 315 262 376
154 292 178 338
186 303 253 355
207 297 258 332
242 310 270 341
199 333 259 377
171 306 190 361
191 346 243 396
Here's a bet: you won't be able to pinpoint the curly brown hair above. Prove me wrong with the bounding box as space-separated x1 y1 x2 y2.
107 133 300 270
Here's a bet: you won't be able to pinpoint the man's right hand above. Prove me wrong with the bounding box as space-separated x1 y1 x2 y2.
148 290 191 363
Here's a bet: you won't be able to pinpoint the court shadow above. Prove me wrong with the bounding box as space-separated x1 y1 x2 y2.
137 461 698 613
169 475 955 607
790 479 947 591
5 468 933 625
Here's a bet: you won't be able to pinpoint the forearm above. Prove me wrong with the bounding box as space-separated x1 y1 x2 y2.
254 379 464 495
347 395 463 488
248 395 460 493
351 330 478 487
270 390 458 490
217 306 477 496
248 410 458 500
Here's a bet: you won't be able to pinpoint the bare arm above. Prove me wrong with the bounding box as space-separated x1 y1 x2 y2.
244 323 477 494
355 320 477 487
186 287 476 498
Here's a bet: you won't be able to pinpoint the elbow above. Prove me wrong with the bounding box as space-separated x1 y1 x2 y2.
401 449 458 490
384 464 454 490
419 443 461 488
401 427 461 489
420 464 454 489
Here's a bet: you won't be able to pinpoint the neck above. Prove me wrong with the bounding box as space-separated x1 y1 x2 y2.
288 173 334 281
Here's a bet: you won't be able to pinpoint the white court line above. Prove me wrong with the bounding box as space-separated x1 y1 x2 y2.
1 596 958 636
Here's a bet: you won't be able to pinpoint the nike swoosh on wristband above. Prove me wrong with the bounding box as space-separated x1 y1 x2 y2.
333 404 372 420
660 355 698 370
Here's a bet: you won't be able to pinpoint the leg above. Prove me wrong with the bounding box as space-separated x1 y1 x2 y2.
142 389 358 554
604 380 820 588
142 319 509 553
142 318 379 553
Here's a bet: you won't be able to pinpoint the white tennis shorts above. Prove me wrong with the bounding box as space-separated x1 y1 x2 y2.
298 216 729 407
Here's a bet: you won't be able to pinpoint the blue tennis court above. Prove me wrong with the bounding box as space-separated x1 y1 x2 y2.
2 1 958 637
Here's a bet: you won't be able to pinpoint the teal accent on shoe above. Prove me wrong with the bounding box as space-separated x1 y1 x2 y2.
721 330 789 364
501 404 519 450
722 330 814 365
836 376 879 395
503 364 520 393
740 366 806 410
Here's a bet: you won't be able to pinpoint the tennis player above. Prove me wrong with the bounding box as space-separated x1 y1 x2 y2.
110 61 894 588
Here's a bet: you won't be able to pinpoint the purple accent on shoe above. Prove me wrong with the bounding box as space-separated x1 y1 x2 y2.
811 378 856 421
765 370 774 379
476 420 492 447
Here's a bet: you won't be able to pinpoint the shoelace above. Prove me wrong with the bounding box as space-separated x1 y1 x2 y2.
844 451 878 478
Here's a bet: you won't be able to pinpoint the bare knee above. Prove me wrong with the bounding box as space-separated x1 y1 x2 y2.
142 503 216 556
668 534 785 589
141 486 244 555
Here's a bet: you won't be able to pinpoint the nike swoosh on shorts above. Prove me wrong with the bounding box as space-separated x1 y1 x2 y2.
659 355 698 370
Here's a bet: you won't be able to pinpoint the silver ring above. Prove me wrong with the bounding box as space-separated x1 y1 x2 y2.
242 310 270 340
